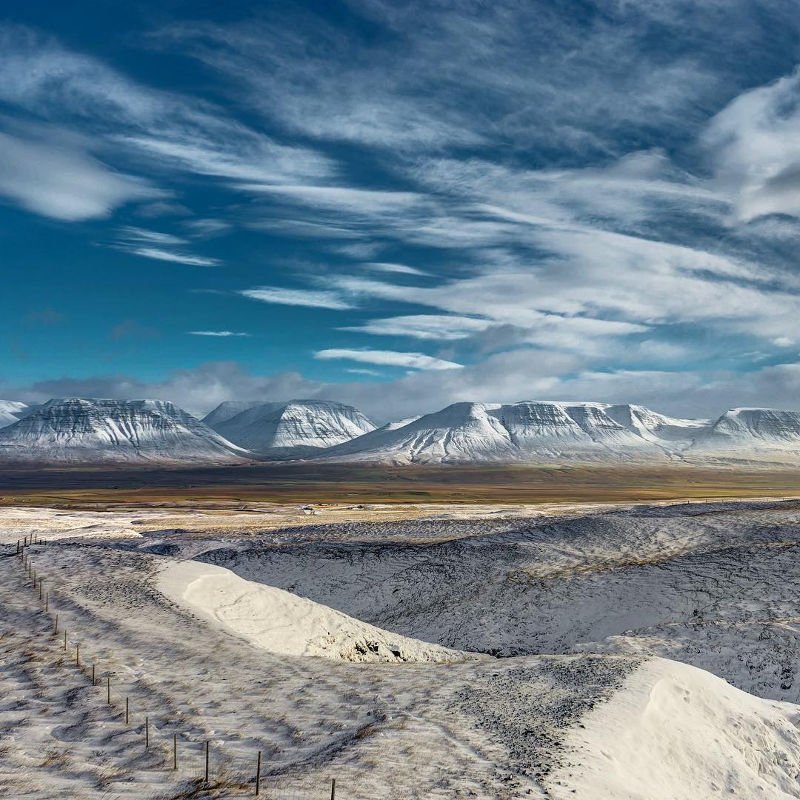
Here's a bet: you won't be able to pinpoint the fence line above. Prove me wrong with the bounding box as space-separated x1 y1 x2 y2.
8 536 341 798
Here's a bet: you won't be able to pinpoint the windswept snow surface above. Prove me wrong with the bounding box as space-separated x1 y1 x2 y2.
550 657 800 800
159 559 460 663
4 501 800 797
0 399 28 428
0 397 248 464
204 398 375 455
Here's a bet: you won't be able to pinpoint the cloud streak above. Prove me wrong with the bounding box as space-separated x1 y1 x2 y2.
315 348 463 371
240 287 354 310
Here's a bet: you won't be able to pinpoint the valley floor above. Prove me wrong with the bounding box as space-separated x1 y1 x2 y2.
2 499 800 797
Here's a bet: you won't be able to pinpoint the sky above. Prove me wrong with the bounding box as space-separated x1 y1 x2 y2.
3 0 800 422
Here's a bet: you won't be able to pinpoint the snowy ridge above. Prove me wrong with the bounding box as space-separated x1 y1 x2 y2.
687 408 800 463
204 399 375 454
324 401 700 464
0 400 29 429
0 398 248 464
3 396 800 465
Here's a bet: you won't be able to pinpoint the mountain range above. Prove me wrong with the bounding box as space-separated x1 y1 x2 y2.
1 396 800 467
0 398 245 464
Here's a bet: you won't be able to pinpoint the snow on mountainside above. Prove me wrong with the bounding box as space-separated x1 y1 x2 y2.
0 400 29 429
0 398 249 464
201 400 268 428
686 408 800 463
204 399 375 454
324 401 703 464
604 404 710 444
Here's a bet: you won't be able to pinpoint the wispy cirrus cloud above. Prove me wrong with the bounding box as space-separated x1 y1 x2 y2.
239 287 354 310
314 348 463 371
341 314 492 341
188 330 250 337
0 24 335 213
113 226 220 266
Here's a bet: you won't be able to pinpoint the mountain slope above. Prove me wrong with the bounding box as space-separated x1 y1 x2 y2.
324 401 699 464
204 399 375 455
604 404 710 444
0 401 29 429
686 408 800 464
0 398 249 464
201 400 269 428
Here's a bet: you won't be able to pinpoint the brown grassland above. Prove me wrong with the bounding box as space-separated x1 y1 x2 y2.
0 463 799 507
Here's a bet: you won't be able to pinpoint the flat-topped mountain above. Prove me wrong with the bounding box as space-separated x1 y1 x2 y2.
203 399 375 455
2 397 800 466
0 398 248 464
686 408 800 464
323 401 703 464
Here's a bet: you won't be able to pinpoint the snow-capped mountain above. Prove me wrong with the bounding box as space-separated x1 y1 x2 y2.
603 404 710 444
0 398 249 464
201 401 265 428
323 401 705 464
0 400 29 429
203 399 376 455
686 408 800 464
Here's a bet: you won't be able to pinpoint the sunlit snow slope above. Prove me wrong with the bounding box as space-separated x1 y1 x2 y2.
204 399 375 455
0 398 248 464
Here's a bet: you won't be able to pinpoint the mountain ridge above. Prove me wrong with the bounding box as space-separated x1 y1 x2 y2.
203 399 375 455
0 398 247 464
1 397 800 466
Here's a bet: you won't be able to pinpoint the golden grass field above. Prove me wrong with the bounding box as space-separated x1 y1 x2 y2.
1 462 799 507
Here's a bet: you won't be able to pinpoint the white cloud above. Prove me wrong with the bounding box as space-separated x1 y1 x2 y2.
0 24 334 200
163 2 734 153
188 331 250 337
240 287 353 310
330 224 800 343
342 314 492 341
118 226 187 246
240 185 421 212
0 130 158 221
124 247 220 267
315 348 463 371
705 68 800 221
364 262 429 276
113 226 219 265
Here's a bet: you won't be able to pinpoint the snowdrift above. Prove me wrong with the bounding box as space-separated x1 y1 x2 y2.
551 657 800 799
159 560 462 664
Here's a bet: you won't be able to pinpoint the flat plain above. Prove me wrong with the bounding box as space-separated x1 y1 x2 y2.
1 463 799 506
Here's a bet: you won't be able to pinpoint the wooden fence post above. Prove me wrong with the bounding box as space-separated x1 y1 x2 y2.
125 696 129 725
145 716 149 750
330 777 336 800
205 740 209 784
63 630 67 651
255 750 261 796
107 675 111 705
76 643 80 667
173 733 178 770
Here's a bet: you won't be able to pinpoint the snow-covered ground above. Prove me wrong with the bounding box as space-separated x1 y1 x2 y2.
3 499 800 798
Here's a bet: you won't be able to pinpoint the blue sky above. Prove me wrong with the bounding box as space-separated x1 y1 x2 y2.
3 0 800 421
